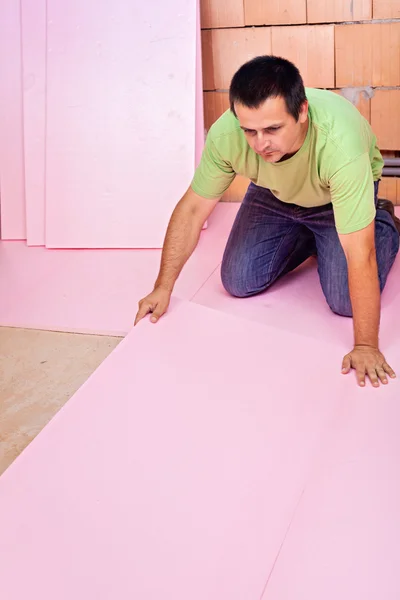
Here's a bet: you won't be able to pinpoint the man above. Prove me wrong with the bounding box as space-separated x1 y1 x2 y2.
135 55 400 388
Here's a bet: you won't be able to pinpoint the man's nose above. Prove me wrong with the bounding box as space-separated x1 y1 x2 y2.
254 133 270 153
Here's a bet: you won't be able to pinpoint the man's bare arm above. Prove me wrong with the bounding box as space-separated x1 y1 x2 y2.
134 186 220 325
154 186 220 291
339 221 396 386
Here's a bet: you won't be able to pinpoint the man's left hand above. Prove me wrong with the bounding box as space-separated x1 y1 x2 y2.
342 345 396 387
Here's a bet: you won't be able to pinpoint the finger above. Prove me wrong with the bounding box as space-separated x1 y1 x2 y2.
149 303 167 323
383 362 396 379
367 368 380 388
342 354 351 374
134 301 151 326
356 367 366 387
376 367 388 384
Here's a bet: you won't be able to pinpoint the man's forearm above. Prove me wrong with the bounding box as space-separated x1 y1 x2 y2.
338 223 393 387
154 202 203 291
348 254 381 347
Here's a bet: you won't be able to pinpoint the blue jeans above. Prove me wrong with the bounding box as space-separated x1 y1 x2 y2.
221 182 400 317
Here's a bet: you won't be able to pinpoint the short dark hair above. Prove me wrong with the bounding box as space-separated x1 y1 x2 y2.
229 55 307 121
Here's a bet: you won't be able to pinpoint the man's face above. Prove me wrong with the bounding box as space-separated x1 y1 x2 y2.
234 95 309 163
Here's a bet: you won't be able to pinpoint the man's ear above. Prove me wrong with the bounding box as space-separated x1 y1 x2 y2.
230 101 238 119
299 100 309 123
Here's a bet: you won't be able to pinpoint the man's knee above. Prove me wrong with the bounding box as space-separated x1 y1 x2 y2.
325 291 353 318
329 303 353 318
221 255 269 298
221 262 254 298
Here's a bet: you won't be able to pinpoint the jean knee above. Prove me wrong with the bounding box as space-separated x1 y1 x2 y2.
375 216 400 288
220 260 251 298
327 293 353 318
221 252 269 298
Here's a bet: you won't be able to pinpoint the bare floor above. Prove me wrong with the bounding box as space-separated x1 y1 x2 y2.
0 327 122 476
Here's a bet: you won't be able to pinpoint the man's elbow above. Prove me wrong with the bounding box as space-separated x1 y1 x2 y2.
339 222 377 266
345 246 377 271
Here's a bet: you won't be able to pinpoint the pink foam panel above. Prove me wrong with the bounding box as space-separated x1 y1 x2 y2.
45 0 197 248
20 0 47 246
192 207 400 352
196 0 208 231
195 0 204 168
0 0 26 240
0 203 238 335
0 299 350 599
263 389 400 599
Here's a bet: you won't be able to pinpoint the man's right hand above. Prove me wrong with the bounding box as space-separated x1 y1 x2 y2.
134 286 172 326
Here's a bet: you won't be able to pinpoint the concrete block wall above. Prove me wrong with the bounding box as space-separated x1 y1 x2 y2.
200 0 400 203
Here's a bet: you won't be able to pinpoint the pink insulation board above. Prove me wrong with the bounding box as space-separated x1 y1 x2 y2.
0 0 26 240
45 0 197 248
263 390 400 600
0 298 352 599
20 0 47 246
0 203 238 335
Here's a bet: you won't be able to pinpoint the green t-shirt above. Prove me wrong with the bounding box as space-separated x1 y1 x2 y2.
191 88 384 234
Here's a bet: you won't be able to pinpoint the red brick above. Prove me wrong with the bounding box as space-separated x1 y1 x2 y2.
271 25 334 88
200 0 245 29
244 0 306 25
307 0 371 23
378 177 399 204
371 90 400 151
373 0 400 18
335 23 400 87
203 92 230 130
202 27 272 90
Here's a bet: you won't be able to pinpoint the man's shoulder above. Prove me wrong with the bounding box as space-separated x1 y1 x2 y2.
307 87 375 162
306 87 360 114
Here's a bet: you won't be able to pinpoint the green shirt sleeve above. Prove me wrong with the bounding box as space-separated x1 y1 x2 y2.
190 130 236 199
329 152 376 235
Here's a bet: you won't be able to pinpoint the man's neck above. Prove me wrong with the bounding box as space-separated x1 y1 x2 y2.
278 117 309 162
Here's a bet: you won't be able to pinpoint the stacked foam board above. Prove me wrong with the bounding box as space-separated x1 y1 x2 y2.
0 0 202 248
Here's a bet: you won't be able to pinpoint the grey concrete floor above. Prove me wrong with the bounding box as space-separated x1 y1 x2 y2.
0 327 122 476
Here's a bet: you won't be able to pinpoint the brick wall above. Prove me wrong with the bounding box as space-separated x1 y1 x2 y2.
200 0 400 203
